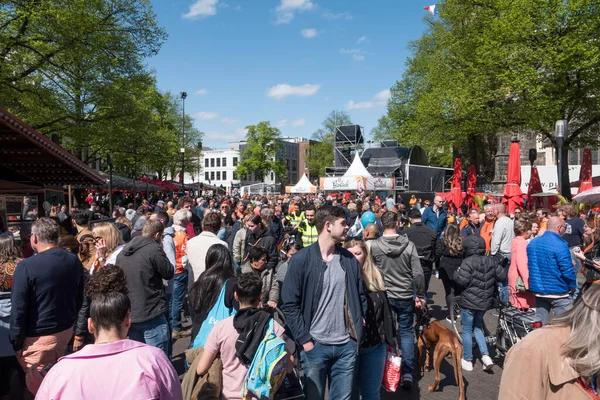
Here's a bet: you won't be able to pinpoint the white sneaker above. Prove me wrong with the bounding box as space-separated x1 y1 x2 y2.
481 355 494 371
461 359 473 372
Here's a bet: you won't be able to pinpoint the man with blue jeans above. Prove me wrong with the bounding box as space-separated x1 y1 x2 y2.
116 219 174 354
282 206 367 400
370 211 426 389
527 217 577 325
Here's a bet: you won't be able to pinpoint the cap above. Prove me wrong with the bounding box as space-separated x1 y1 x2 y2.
157 200 165 206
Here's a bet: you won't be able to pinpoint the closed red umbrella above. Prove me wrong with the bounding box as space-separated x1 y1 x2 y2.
450 157 463 212
526 166 543 210
465 163 477 209
579 148 593 194
502 141 525 214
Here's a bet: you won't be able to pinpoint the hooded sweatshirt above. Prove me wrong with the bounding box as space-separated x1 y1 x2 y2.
370 234 426 300
116 236 174 324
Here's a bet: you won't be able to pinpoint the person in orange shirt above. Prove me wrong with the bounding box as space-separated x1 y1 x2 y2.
536 208 549 236
479 204 496 254
171 209 192 339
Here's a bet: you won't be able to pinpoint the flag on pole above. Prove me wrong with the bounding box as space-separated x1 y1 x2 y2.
424 4 437 15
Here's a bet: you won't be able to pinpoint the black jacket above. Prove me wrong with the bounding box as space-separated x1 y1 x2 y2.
404 222 438 267
281 242 367 346
245 227 279 271
114 222 131 243
74 269 91 338
435 240 464 279
10 248 84 347
116 236 174 324
454 235 507 311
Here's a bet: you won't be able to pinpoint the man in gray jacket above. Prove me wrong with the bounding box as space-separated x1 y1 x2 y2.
370 211 425 390
490 203 514 302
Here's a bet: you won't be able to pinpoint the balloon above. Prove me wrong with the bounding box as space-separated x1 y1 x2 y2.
361 211 376 228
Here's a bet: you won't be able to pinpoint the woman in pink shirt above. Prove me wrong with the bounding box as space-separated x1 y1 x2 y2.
508 219 536 309
36 265 182 400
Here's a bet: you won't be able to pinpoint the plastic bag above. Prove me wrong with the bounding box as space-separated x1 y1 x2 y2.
382 346 401 392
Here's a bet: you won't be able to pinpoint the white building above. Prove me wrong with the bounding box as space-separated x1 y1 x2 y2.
195 148 241 190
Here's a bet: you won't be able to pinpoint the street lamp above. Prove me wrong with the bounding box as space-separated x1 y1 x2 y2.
107 154 114 213
555 120 568 197
197 141 202 194
180 91 187 192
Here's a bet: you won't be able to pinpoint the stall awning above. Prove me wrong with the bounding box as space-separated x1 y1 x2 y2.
0 107 104 186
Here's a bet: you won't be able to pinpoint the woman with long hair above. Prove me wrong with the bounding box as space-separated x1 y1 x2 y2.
344 239 395 400
0 235 24 399
90 222 125 273
500 282 600 399
188 244 238 341
36 264 181 399
508 219 535 309
436 224 464 315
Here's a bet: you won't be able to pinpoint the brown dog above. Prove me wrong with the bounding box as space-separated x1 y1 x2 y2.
416 318 465 400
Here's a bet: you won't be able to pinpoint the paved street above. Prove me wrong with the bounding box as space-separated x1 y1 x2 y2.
172 274 502 400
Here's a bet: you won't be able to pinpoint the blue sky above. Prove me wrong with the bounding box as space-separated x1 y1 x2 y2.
147 0 434 148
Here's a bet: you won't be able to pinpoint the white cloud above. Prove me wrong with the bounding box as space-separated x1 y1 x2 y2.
291 119 306 127
300 28 318 39
373 89 391 102
340 48 366 61
276 119 288 128
266 83 321 99
275 0 313 24
204 127 248 143
193 111 220 120
322 11 352 20
183 0 218 19
235 127 249 136
345 89 391 110
357 36 369 44
221 117 239 124
194 89 208 95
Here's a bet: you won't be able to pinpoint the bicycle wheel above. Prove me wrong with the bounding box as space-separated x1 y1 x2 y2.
449 296 463 343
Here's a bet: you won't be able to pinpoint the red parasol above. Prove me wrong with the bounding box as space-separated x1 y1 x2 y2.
578 148 593 194
526 166 543 210
449 157 464 212
465 163 477 209
502 141 525 214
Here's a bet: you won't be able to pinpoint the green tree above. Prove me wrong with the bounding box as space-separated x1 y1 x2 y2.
386 0 600 196
0 0 167 165
235 122 286 182
308 110 352 176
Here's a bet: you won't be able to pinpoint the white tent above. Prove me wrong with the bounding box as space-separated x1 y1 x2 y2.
288 173 317 193
343 153 372 178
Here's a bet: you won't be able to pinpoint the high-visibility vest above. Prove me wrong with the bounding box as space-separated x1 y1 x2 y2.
299 222 318 246
285 211 305 227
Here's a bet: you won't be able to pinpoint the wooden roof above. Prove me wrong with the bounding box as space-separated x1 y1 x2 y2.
0 107 104 186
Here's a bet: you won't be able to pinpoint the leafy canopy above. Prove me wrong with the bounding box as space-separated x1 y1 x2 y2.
235 121 286 182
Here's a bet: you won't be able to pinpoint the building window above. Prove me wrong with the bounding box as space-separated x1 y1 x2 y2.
222 157 226 167
223 171 227 181
292 160 297 171
233 157 238 166
205 172 209 181
271 172 274 180
216 158 221 167
304 161 307 169
211 171 215 180
217 171 221 180
210 158 214 167
205 158 209 167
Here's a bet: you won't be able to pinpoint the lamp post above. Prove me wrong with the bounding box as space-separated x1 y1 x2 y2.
197 141 202 195
555 120 568 197
107 154 113 213
180 92 187 192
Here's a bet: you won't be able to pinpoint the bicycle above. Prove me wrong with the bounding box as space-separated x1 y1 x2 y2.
449 293 542 363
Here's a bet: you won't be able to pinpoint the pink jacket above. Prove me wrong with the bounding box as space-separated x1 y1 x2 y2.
36 339 182 400
508 236 536 309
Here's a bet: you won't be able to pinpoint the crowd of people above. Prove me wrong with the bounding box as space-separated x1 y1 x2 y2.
1 190 600 399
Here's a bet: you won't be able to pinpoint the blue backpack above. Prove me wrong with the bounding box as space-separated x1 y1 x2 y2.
192 279 236 348
242 318 288 400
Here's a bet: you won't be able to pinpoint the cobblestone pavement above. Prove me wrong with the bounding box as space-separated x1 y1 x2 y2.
173 275 503 400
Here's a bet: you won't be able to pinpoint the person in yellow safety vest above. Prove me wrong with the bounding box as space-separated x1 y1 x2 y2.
284 203 305 230
298 206 318 247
